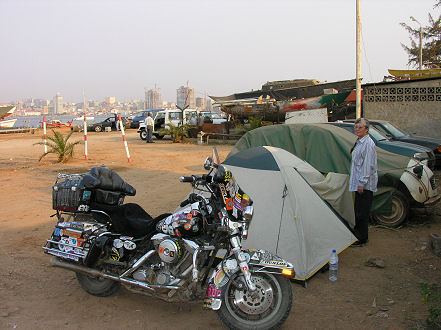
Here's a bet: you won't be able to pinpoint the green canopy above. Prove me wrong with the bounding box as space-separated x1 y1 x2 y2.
228 123 411 215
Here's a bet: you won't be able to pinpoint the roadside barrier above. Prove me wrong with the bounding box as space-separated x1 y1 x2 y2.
43 116 47 153
83 115 88 160
119 115 131 162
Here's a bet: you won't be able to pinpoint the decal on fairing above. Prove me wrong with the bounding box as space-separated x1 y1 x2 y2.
184 223 191 230
225 198 233 210
206 285 222 298
219 184 228 205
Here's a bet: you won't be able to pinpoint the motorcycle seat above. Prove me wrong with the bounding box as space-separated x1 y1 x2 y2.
90 202 169 238
83 166 136 196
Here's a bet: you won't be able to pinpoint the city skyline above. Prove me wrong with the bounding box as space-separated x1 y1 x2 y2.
0 0 434 104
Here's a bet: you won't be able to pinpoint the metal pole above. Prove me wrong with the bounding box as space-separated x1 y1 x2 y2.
419 26 423 70
356 0 362 119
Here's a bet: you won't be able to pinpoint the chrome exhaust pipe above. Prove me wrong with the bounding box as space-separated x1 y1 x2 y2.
49 257 180 292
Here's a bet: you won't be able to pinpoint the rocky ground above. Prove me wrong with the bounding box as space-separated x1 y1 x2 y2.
0 129 440 329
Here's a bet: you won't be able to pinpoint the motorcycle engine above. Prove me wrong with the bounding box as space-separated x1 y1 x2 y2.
157 238 183 264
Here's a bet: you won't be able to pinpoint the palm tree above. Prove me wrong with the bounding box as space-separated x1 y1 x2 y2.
34 130 82 162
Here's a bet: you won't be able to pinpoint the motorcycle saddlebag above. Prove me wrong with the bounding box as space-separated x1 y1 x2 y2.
52 175 92 212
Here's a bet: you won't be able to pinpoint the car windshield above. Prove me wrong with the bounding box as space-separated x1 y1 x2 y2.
380 122 407 138
168 112 182 120
368 127 388 142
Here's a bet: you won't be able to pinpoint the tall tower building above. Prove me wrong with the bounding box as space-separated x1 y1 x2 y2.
145 88 162 109
176 86 195 109
53 92 64 114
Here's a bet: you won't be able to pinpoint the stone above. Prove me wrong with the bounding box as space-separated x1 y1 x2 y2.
430 233 441 257
365 257 385 268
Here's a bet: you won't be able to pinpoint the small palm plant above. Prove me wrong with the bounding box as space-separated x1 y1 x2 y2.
34 130 82 162
158 123 190 143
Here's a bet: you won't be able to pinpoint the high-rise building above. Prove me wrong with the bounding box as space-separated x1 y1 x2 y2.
177 86 195 109
105 96 116 104
53 92 64 114
196 97 206 110
145 88 162 109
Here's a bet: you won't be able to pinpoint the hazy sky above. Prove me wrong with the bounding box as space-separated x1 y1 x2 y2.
0 0 437 104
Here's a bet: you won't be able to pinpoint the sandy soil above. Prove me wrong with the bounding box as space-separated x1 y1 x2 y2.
0 128 440 329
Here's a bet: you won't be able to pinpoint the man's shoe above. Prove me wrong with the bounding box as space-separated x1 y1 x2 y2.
350 241 366 247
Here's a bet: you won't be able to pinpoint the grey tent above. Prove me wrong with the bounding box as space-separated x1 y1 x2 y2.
223 146 357 280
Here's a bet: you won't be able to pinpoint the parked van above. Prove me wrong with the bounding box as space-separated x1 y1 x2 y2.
137 109 198 140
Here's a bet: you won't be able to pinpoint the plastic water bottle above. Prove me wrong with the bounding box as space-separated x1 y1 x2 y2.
329 249 338 281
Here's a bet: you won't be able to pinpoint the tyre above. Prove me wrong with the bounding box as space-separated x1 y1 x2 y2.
76 272 120 297
140 130 147 140
216 273 293 330
94 126 102 132
372 190 409 228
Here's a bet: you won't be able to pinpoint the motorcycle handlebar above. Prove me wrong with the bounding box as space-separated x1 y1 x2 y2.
179 193 201 207
179 176 194 183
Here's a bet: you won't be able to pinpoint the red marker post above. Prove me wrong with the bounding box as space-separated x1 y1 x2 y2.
84 115 88 160
43 116 47 153
119 115 131 162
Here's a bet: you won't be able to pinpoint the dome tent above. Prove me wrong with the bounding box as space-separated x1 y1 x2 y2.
223 146 357 281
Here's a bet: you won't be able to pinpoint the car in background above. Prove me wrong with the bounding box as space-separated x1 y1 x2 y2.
343 119 441 169
137 109 198 140
201 112 228 124
228 123 440 228
329 122 436 170
130 109 163 128
88 116 129 132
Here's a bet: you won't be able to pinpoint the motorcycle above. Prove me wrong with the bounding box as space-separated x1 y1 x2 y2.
43 148 294 329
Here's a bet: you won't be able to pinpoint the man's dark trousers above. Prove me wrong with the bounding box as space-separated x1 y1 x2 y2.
354 190 373 243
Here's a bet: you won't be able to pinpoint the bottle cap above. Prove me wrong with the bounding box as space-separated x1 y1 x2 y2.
332 249 336 253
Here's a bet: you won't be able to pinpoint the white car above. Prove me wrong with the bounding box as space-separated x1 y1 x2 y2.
137 109 198 140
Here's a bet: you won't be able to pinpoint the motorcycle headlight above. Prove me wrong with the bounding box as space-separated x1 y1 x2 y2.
243 205 254 221
413 152 428 161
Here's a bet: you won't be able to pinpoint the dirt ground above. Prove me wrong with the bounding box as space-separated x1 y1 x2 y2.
0 128 440 330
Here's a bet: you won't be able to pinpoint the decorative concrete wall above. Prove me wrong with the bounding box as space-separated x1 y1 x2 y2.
363 78 441 139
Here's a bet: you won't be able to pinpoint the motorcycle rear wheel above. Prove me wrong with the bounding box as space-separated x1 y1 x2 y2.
76 272 120 297
216 273 293 330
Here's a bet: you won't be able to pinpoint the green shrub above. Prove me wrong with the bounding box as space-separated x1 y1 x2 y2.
34 130 82 162
419 280 441 328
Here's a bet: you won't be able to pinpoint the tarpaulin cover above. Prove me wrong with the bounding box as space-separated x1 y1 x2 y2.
228 123 411 215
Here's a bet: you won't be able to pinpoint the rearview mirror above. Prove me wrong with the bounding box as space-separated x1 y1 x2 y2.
204 157 213 170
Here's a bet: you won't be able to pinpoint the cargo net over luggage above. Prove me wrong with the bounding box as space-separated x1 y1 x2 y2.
52 173 92 213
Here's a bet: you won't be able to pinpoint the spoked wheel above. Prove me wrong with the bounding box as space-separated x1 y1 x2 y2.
94 126 102 132
216 273 293 330
76 272 120 297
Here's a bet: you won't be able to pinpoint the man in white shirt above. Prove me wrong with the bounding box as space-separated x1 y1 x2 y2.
349 118 378 246
145 113 155 143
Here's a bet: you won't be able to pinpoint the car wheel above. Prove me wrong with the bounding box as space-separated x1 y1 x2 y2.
94 126 102 132
140 130 147 140
372 190 409 228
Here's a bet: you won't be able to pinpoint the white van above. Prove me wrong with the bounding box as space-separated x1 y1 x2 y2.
137 109 198 140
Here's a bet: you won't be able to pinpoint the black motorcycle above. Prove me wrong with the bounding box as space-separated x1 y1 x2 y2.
43 148 294 329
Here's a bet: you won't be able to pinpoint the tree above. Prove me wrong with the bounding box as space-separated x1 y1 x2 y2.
34 130 82 162
400 1 441 68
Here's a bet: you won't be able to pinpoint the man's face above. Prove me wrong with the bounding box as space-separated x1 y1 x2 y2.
354 122 369 139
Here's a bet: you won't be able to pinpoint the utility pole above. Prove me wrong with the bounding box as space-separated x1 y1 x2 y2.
82 88 86 113
410 16 423 70
355 0 362 119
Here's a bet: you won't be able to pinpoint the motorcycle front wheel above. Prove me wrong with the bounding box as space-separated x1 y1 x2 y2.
216 272 293 330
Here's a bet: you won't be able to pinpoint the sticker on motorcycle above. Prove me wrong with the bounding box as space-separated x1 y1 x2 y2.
206 285 222 298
